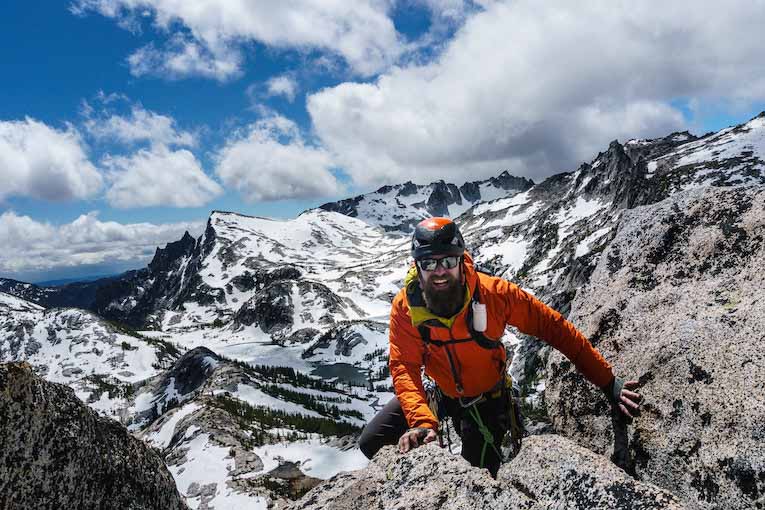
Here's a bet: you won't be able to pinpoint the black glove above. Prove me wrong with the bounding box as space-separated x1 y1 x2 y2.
603 376 635 473
602 376 625 408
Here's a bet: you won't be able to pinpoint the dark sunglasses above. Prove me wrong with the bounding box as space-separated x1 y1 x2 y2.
416 255 461 272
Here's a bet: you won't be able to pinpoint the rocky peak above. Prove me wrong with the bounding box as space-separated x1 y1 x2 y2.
314 170 533 233
458 180 481 202
288 435 682 510
316 195 363 217
148 231 196 274
573 139 644 208
0 362 187 509
426 180 463 216
396 181 419 197
490 170 535 191
160 346 220 400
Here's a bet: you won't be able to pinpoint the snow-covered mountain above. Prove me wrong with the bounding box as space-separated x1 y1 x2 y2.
1 291 379 508
2 112 765 509
132 346 373 507
0 275 122 310
318 171 534 232
0 279 54 304
0 291 172 420
91 211 407 331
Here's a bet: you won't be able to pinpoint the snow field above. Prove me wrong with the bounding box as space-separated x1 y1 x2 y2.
144 402 202 449
252 437 369 479
169 432 269 510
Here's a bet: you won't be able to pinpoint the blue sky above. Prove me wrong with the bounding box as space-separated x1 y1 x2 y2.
2 1 765 282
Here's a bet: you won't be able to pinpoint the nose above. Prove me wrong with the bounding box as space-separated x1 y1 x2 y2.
432 263 449 275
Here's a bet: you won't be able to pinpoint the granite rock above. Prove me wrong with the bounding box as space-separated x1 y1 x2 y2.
0 362 187 510
546 186 765 509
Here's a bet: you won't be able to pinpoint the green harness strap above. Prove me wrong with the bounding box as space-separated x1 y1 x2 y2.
467 404 502 469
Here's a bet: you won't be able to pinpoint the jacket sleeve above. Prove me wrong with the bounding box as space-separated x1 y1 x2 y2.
389 296 439 430
501 281 614 388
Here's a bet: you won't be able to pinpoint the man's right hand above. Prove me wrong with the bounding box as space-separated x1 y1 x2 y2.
603 377 642 419
398 427 437 453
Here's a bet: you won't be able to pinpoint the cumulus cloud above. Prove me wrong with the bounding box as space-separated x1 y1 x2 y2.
0 210 203 275
0 118 103 202
102 146 223 208
127 35 242 82
85 104 196 147
266 75 299 102
73 0 401 78
308 0 765 186
215 115 342 202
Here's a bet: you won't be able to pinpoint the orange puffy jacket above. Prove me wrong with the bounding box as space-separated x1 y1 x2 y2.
389 253 614 430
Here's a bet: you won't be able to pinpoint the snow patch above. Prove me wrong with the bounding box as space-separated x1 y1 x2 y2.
252 437 369 479
145 402 202 449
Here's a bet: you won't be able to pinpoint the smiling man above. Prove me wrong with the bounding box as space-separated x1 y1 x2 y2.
358 217 641 478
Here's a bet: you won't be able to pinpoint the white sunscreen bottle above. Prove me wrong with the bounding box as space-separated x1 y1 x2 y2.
472 301 487 332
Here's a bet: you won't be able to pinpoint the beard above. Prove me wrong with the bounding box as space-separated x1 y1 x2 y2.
421 272 465 318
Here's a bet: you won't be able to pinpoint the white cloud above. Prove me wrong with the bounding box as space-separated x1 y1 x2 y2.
308 0 765 186
215 115 342 202
414 0 475 21
0 118 103 201
0 210 203 274
266 75 299 102
127 35 242 82
85 105 196 147
74 0 402 78
103 146 223 208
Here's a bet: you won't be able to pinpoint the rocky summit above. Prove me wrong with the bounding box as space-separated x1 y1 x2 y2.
1 113 765 509
318 171 534 233
287 434 684 510
546 185 765 509
0 362 187 510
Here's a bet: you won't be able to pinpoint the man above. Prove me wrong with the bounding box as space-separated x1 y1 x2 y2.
359 217 641 478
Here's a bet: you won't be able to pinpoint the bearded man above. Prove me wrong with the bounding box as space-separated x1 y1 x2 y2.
358 217 641 478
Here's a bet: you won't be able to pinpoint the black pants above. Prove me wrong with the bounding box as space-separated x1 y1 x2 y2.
358 394 509 478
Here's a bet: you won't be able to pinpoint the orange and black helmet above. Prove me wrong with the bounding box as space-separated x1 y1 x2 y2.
411 217 465 260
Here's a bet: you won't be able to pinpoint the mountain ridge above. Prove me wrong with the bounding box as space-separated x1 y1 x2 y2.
2 112 765 509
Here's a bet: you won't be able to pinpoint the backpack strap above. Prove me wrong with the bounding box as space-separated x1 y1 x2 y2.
418 324 466 394
467 283 504 351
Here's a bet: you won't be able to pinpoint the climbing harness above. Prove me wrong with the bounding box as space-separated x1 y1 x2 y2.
461 373 526 469
425 371 527 468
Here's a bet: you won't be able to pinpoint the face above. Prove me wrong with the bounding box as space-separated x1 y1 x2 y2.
417 255 464 317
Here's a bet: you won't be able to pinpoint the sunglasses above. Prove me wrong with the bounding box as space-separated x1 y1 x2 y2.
416 255 461 272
